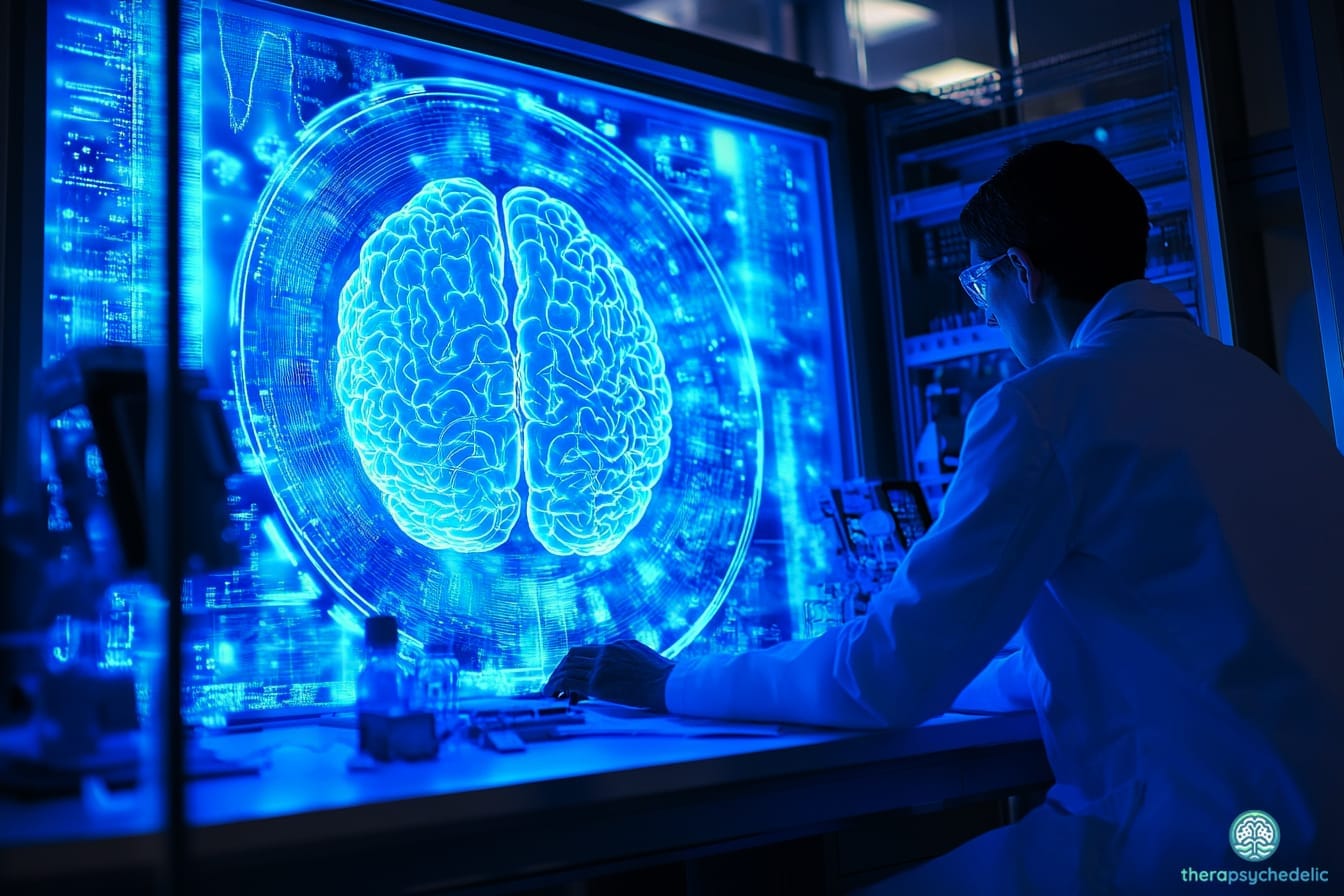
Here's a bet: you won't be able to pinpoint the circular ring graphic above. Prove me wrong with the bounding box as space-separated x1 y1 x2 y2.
232 79 762 687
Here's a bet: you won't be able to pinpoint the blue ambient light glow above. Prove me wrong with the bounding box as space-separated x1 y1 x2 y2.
42 0 850 700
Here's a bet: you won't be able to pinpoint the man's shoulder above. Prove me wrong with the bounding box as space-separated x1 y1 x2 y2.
996 350 1101 402
983 346 1135 436
1011 329 1212 398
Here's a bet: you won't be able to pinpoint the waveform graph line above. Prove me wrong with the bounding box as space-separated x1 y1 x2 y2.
213 4 301 133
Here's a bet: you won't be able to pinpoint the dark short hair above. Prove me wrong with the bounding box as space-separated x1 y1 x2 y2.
959 141 1149 305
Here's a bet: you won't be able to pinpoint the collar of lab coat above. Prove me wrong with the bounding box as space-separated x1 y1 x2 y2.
1068 279 1192 350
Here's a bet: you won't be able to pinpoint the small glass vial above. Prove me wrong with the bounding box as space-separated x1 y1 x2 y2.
356 615 407 716
414 641 460 736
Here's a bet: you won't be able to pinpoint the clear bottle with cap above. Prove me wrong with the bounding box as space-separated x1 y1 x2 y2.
414 641 460 736
356 615 407 715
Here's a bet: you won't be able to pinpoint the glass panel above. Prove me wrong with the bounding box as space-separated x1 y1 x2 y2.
189 0 850 696
0 0 849 756
1 0 171 873
9 0 860 843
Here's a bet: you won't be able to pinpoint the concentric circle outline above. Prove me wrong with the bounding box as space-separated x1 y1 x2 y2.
231 77 764 662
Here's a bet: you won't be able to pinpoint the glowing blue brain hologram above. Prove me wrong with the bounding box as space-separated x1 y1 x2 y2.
333 178 673 557
234 79 761 684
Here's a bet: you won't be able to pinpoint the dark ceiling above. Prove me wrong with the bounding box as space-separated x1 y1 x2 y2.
592 0 1181 88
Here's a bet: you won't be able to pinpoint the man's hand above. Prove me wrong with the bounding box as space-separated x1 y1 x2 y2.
543 639 674 712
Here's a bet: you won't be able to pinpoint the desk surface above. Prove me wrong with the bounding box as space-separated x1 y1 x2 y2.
1 704 1051 892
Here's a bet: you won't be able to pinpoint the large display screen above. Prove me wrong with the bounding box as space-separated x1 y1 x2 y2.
42 0 851 707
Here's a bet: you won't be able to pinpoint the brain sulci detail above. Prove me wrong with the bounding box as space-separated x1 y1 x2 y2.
333 178 673 556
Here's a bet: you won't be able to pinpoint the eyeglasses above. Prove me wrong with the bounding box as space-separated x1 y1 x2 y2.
958 252 1010 308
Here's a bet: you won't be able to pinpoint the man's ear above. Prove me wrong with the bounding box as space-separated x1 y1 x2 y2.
1007 248 1046 304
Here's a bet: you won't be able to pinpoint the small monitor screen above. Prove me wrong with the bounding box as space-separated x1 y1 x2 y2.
42 0 853 702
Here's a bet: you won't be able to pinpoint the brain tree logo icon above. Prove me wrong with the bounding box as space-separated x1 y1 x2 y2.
1229 810 1280 862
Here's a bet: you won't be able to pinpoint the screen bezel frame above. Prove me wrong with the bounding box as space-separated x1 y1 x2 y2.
1 0 48 518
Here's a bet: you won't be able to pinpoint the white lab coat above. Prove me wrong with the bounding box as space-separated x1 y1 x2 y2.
665 281 1344 894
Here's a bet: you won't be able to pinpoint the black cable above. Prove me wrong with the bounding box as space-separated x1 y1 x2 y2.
994 0 1022 127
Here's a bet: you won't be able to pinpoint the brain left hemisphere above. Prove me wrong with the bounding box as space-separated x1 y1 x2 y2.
334 178 521 551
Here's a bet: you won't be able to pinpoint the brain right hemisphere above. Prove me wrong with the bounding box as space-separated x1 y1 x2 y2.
505 187 673 556
334 179 673 556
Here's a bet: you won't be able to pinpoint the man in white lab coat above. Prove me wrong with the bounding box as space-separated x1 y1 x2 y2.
545 141 1344 894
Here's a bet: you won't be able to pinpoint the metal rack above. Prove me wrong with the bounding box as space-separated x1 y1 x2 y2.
883 29 1178 147
875 27 1208 514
